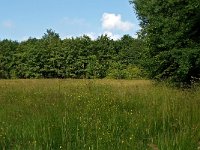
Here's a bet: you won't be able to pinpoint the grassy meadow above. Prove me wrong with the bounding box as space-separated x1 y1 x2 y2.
0 79 200 150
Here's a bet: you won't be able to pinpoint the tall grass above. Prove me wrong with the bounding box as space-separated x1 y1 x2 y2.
0 79 199 149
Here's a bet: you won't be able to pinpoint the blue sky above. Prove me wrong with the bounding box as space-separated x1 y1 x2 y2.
0 0 139 41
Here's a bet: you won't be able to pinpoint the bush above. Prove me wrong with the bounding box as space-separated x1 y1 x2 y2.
107 64 146 79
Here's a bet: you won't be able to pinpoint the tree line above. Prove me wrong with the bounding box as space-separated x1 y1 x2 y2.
2 0 198 85
0 30 146 79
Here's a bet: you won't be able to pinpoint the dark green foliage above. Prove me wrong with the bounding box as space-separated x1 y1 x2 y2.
0 30 145 79
0 40 18 78
130 0 200 85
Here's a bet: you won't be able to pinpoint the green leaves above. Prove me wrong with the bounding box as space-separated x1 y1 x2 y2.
131 0 200 85
0 30 145 79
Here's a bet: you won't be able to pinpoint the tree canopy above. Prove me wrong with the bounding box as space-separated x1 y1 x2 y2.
130 0 200 85
0 30 145 79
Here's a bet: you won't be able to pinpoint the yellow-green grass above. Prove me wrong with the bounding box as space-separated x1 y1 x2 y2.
0 79 199 149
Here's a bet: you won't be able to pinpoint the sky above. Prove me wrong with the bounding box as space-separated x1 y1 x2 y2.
0 0 140 41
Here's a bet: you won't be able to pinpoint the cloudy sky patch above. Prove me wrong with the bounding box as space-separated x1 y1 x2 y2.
101 13 134 31
0 0 139 40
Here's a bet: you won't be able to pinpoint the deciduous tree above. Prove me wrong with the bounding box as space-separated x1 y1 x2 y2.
130 0 200 85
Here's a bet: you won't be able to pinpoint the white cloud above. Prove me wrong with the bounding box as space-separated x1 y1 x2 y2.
2 20 14 28
59 33 96 40
60 32 121 41
133 34 138 39
84 32 97 40
103 31 121 40
101 13 134 31
83 32 121 41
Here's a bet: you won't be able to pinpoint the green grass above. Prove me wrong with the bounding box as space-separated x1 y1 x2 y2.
0 79 200 150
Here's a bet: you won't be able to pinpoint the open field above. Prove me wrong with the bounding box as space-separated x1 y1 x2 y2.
0 79 200 149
